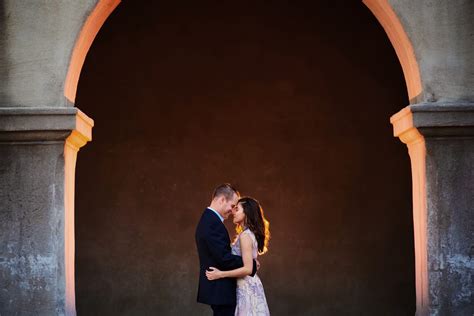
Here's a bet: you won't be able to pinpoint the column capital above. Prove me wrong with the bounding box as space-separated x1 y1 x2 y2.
390 106 423 145
391 103 474 139
65 110 94 152
0 107 93 144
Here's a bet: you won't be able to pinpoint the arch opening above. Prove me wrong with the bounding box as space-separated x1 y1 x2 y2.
70 1 416 314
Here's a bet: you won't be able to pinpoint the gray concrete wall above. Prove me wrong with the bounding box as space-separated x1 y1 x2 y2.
425 138 474 315
0 142 66 315
389 0 474 104
0 0 97 108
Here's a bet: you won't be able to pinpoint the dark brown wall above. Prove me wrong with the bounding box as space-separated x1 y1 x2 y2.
75 1 415 315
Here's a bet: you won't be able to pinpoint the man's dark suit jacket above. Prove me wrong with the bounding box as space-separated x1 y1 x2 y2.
195 208 256 306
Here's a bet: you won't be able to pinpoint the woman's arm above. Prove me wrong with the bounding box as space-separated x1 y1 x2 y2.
206 233 254 280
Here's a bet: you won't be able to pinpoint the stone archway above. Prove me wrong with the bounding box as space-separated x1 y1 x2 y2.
0 0 473 315
73 1 414 314
69 1 421 314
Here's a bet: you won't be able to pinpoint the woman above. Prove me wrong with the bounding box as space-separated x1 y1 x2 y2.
206 197 271 316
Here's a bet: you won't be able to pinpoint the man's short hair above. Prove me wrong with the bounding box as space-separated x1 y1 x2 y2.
212 183 240 201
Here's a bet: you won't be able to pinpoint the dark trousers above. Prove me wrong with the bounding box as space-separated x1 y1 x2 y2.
211 304 236 316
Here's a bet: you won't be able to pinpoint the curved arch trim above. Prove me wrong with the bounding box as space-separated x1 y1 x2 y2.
363 0 422 103
64 0 121 103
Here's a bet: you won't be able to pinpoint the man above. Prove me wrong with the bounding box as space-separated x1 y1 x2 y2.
195 184 257 316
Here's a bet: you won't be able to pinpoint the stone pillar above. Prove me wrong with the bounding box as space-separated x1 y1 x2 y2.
0 1 117 314
364 0 473 314
391 104 474 316
0 107 93 315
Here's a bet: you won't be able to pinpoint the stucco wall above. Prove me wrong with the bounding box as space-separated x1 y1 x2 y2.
0 0 97 108
388 0 474 104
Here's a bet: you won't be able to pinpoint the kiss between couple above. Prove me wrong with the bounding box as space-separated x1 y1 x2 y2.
195 183 271 316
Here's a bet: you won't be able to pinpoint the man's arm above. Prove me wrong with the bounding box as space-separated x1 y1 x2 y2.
204 224 243 270
207 233 254 279
205 223 257 275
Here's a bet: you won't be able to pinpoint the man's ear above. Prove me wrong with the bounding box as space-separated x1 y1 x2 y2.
219 196 227 205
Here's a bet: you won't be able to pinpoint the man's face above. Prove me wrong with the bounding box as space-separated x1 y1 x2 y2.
221 193 239 220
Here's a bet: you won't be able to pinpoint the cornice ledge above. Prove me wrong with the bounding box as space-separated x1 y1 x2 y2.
66 109 94 151
0 107 94 143
390 106 423 145
411 102 474 137
391 103 474 139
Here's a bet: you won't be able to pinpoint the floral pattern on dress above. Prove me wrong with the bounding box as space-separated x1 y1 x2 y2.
232 229 270 316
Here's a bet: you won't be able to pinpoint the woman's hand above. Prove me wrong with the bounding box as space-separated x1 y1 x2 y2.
206 267 223 280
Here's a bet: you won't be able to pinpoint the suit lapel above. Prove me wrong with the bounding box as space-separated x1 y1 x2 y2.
206 208 230 242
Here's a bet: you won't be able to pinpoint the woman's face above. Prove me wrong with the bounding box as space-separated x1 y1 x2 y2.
232 203 246 225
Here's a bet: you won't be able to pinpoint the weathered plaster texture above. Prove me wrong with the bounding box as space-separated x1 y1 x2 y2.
0 0 98 108
388 0 474 104
0 143 66 315
409 105 474 315
425 138 474 315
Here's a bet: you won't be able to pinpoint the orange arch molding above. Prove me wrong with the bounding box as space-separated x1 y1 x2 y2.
363 0 422 102
64 0 121 103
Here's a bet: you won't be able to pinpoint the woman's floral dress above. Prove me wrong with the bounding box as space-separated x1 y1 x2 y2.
231 229 270 316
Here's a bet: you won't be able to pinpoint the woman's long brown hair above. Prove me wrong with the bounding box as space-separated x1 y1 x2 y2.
236 197 270 255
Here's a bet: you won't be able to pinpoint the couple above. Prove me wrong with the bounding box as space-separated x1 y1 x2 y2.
195 184 271 316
